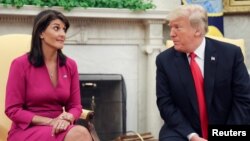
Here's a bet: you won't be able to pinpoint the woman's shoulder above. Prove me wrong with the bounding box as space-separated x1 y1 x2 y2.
65 56 78 70
65 57 77 65
12 53 29 65
10 53 31 72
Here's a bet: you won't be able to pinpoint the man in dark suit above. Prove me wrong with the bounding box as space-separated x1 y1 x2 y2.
156 4 250 141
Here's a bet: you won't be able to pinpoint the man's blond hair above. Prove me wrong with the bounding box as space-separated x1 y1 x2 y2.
168 4 208 36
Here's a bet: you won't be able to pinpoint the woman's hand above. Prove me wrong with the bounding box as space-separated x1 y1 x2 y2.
59 112 74 124
49 118 71 136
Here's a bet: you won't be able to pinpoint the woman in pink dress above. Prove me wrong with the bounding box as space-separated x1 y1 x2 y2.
5 10 92 141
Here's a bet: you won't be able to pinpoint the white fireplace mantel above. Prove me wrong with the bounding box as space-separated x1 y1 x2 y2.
0 5 169 138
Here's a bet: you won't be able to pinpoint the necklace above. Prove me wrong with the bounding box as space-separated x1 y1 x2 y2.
50 72 53 78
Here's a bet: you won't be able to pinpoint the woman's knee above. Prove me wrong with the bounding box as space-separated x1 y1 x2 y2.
64 125 92 141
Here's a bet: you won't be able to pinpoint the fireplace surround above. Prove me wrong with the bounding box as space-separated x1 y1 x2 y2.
78 74 126 141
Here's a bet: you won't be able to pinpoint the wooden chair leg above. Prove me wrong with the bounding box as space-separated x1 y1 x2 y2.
87 121 100 141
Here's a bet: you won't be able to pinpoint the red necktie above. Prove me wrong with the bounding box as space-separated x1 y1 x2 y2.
189 52 208 139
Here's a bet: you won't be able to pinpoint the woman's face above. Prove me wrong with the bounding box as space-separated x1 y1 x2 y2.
40 19 66 51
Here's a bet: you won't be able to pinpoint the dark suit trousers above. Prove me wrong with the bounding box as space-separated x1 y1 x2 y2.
159 124 188 141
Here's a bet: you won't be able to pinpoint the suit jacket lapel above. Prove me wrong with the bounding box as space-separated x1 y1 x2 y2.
204 38 217 112
174 51 199 115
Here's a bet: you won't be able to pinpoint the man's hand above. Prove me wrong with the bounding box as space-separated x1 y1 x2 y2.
190 134 207 141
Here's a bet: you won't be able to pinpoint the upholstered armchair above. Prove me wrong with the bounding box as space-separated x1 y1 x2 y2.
0 34 99 141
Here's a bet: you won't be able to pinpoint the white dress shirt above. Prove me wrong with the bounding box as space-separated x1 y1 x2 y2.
187 37 205 77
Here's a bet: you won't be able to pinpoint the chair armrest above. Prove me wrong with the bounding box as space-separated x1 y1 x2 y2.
80 109 94 121
79 109 100 141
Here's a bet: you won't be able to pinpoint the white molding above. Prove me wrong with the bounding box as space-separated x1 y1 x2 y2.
0 5 169 20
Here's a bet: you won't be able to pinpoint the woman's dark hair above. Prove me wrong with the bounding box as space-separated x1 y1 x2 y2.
28 9 70 67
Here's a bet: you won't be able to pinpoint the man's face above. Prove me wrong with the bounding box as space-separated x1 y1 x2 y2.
168 17 197 53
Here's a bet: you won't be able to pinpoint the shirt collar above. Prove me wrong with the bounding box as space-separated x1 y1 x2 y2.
188 37 205 60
